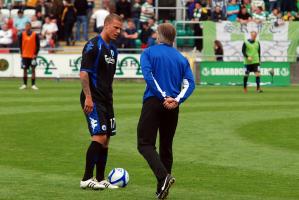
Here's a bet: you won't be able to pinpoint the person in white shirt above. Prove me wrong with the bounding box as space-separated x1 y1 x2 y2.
0 24 13 47
41 16 58 47
91 8 110 33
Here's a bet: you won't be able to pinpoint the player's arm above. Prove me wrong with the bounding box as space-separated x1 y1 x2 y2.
242 42 247 58
80 71 93 114
35 34 40 57
258 42 261 63
140 50 167 100
174 59 195 104
80 41 97 114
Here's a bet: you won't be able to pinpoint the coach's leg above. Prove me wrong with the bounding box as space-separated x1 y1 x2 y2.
159 108 179 174
137 98 168 182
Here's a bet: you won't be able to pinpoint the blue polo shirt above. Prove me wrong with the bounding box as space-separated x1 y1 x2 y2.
140 43 195 104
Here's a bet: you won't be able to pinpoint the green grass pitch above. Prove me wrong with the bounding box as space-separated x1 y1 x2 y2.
0 79 299 200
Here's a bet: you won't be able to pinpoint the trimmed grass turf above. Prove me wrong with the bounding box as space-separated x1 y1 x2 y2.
0 79 299 200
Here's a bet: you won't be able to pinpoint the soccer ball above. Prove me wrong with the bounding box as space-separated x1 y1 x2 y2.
108 168 129 187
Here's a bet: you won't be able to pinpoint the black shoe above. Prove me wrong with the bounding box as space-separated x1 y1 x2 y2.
157 174 175 200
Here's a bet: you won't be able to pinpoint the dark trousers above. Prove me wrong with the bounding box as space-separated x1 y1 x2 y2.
194 24 203 52
137 97 179 181
64 22 74 45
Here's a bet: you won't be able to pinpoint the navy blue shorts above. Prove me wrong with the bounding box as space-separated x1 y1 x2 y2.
80 95 116 136
21 58 37 69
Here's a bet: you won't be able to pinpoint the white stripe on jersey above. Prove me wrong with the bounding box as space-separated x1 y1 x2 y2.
175 79 190 103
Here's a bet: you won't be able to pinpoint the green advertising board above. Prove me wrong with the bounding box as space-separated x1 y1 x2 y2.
199 62 290 86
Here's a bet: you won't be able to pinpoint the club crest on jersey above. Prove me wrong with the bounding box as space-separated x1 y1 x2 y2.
105 55 115 64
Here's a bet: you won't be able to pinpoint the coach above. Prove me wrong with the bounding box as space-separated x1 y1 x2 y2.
137 23 195 199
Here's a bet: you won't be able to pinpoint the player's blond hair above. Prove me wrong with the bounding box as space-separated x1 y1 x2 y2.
157 23 176 46
104 14 123 26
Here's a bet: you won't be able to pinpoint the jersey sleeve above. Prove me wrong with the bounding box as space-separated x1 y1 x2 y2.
141 49 167 100
80 40 98 73
174 58 195 104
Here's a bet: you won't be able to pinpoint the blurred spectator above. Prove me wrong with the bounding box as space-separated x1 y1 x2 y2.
87 0 94 29
268 8 283 25
147 31 156 47
31 15 42 34
102 0 110 10
283 11 295 21
36 11 44 21
268 0 278 11
74 0 88 41
211 0 228 16
192 2 204 52
140 0 154 28
237 5 252 24
36 0 51 19
116 0 131 19
123 19 138 49
51 0 64 41
186 0 196 20
91 7 109 33
0 24 13 47
251 0 265 13
281 0 297 12
243 0 252 14
41 16 57 47
13 0 25 9
61 0 76 46
26 0 38 9
211 5 225 22
148 17 157 31
6 18 18 43
131 0 141 29
214 40 223 61
227 0 240 21
14 10 30 33
140 21 153 49
252 6 266 23
0 9 8 27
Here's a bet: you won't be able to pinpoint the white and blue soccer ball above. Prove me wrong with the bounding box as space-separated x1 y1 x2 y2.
108 168 129 187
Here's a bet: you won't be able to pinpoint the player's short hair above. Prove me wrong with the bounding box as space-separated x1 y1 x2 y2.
157 23 176 46
104 14 123 26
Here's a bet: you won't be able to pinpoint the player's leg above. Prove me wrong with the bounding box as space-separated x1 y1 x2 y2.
31 61 38 90
20 58 29 89
137 97 168 184
243 65 250 93
80 94 106 189
254 65 263 92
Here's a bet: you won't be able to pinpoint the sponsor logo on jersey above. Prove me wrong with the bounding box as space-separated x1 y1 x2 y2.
105 55 115 64
89 117 98 131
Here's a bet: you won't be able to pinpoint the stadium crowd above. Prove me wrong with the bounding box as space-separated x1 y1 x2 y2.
0 0 298 50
